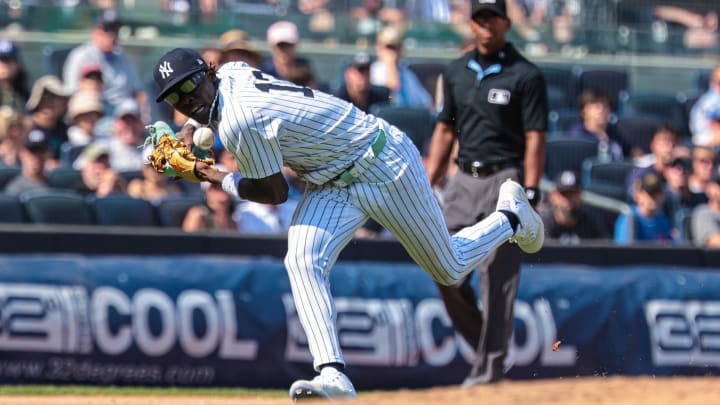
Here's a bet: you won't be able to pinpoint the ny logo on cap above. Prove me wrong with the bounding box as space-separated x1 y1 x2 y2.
158 61 173 79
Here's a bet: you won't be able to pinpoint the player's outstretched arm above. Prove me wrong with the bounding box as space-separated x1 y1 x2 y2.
196 162 289 205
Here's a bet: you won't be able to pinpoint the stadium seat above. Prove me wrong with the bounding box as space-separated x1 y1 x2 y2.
59 142 86 168
373 106 435 155
691 68 711 93
547 108 580 135
154 195 203 228
91 195 158 227
618 91 688 137
544 137 600 182
47 168 83 189
41 45 74 78
0 193 26 223
540 65 577 110
582 158 635 202
19 189 93 225
614 115 664 155
573 67 630 112
0 166 21 190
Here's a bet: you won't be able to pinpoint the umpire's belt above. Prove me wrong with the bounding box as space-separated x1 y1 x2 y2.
333 129 387 187
457 159 518 178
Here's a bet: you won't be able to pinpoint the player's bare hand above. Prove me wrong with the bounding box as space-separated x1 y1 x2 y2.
177 124 196 147
194 161 226 184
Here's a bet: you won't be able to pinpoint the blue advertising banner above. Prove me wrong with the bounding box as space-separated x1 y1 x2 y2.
0 255 718 389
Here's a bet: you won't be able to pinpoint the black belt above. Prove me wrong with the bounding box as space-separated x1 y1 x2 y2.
457 159 518 178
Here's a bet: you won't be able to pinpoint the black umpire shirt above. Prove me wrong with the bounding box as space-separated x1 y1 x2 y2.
437 42 548 164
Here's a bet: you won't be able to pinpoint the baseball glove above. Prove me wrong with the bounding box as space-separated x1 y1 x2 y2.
144 121 215 182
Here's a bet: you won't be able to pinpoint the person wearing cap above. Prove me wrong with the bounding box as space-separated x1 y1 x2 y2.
688 145 717 206
538 170 606 244
691 169 720 247
77 63 105 95
261 20 314 82
69 141 127 198
614 171 675 245
425 0 548 385
0 39 29 112
66 90 105 146
106 98 146 172
218 29 262 68
26 75 71 169
370 25 433 109
333 52 390 113
62 9 149 121
626 123 684 201
152 47 543 400
4 130 51 196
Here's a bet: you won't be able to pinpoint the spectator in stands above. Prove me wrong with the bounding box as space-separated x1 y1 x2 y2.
233 166 303 235
690 64 720 142
349 0 405 39
334 51 391 113
626 123 684 198
540 170 606 244
4 131 51 196
218 29 263 68
692 103 720 148
65 90 105 147
614 171 675 245
261 21 313 82
691 170 720 247
127 163 183 202
370 25 433 110
652 5 719 50
0 106 28 167
567 89 625 161
687 145 716 206
62 10 149 121
76 63 104 95
26 75 71 170
661 154 696 237
106 98 146 172
71 142 127 197
285 62 319 89
0 39 29 112
182 182 237 232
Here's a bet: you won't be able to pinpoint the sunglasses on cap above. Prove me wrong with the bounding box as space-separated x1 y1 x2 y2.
164 71 205 105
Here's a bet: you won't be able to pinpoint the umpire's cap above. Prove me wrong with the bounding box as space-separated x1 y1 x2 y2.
154 48 207 102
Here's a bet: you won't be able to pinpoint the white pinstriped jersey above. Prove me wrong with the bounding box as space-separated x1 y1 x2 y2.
208 61 517 374
216 62 380 185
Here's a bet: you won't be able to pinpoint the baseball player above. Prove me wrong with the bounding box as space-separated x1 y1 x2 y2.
152 48 544 401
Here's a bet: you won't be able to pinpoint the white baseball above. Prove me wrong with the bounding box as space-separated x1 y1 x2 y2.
193 127 215 150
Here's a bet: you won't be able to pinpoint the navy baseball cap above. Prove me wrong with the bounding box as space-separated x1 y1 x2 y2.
471 0 508 19
154 48 207 102
0 39 19 59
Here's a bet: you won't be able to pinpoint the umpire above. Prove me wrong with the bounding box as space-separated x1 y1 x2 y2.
426 0 548 385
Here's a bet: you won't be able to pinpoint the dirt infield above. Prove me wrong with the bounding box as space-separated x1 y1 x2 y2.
2 377 719 405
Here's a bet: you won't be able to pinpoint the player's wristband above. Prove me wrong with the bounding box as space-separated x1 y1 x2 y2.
184 117 201 129
221 173 243 198
525 187 541 207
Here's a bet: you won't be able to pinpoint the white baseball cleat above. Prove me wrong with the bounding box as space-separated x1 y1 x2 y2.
496 179 544 254
289 367 357 401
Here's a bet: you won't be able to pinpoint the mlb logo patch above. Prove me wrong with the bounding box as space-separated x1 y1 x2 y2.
488 89 511 105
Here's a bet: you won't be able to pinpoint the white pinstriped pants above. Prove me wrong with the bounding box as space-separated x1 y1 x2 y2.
283 123 514 370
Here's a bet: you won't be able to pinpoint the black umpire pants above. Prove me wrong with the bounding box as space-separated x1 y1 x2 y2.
436 167 523 383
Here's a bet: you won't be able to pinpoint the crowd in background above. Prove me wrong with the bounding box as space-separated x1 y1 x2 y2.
2 2 720 247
